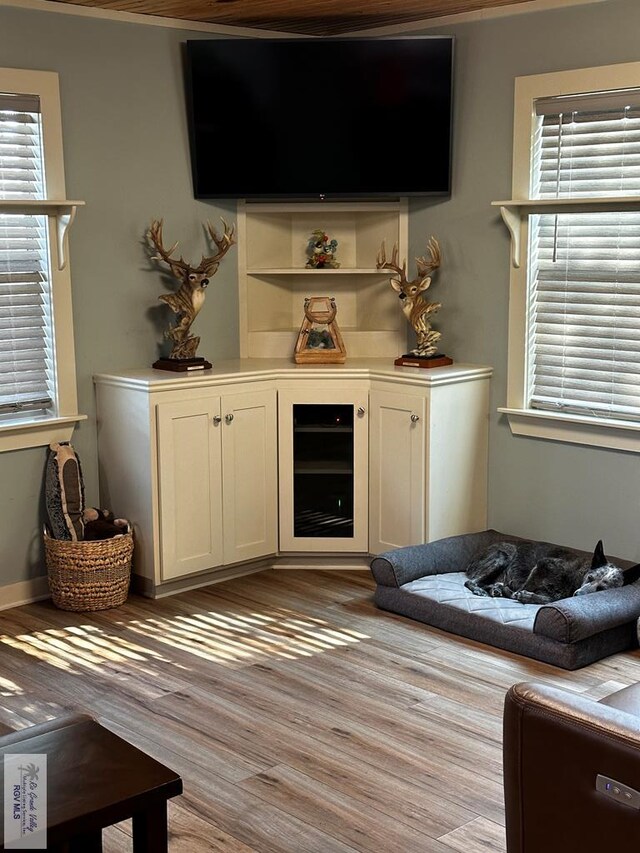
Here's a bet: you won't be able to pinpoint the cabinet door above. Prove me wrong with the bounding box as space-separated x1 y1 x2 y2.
278 387 369 552
156 397 223 581
369 388 426 555
221 388 278 565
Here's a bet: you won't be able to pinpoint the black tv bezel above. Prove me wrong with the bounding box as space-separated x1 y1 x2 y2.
184 35 455 202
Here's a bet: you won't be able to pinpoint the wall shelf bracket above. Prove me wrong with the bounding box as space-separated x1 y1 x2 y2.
499 205 521 269
55 205 78 271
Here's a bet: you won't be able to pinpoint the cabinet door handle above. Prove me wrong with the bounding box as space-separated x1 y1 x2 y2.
225 413 234 424
357 407 366 417
410 413 420 423
212 415 222 425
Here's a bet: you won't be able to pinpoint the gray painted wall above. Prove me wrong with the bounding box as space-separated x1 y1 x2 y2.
0 6 238 586
1 0 639 590
410 0 640 561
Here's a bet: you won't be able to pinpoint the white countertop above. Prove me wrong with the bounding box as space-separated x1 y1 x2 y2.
94 358 493 391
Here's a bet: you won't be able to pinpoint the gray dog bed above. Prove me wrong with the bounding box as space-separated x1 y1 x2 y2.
370 529 640 669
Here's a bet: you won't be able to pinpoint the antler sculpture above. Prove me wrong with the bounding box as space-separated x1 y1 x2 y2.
376 236 443 358
148 218 236 360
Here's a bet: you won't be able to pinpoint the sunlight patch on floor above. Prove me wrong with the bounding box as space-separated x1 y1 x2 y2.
125 607 368 664
0 607 369 672
0 624 169 674
0 675 23 696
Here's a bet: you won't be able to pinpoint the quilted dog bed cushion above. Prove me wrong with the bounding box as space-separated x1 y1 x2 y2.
403 572 540 631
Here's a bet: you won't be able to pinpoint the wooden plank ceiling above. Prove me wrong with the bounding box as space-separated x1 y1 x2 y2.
47 0 538 35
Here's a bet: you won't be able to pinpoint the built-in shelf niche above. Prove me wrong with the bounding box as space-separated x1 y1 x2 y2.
238 199 408 359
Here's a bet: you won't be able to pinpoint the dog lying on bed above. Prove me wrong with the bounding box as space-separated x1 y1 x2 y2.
463 539 627 604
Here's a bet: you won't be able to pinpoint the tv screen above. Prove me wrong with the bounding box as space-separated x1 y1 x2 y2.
185 36 454 200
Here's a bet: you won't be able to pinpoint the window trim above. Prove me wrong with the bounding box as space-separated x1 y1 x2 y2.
500 60 640 452
0 67 84 452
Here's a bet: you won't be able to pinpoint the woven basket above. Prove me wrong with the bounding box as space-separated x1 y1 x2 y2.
44 530 133 612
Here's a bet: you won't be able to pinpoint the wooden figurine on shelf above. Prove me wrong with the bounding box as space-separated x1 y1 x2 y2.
148 218 235 371
376 236 452 368
294 296 346 363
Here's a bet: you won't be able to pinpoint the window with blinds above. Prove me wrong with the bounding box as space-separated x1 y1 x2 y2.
527 89 640 421
0 93 56 419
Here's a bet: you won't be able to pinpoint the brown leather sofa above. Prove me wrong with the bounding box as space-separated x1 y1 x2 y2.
504 681 640 852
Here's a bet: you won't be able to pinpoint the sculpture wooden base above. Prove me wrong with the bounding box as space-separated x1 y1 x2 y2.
152 357 212 372
394 354 454 369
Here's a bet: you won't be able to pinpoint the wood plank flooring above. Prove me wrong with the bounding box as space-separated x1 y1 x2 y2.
0 569 639 851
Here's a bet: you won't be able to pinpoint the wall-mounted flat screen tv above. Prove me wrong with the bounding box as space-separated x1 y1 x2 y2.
185 36 454 200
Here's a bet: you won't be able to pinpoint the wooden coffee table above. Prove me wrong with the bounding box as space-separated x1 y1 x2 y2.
0 715 182 852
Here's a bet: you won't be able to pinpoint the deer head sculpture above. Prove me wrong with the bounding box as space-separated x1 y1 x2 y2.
376 236 443 358
148 218 236 360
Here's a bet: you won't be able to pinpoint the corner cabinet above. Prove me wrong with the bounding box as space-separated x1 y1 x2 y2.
94 360 491 597
237 200 408 359
94 371 278 597
368 374 490 554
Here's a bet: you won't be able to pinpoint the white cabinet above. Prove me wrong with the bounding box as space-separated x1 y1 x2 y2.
278 384 369 553
95 373 278 596
369 388 426 553
238 200 408 359
219 389 278 566
369 375 491 555
157 396 224 580
157 387 277 580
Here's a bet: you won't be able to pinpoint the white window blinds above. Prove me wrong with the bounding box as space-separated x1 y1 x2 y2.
0 93 56 417
528 90 640 421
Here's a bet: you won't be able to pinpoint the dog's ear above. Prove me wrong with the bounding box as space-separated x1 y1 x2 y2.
623 563 640 586
591 539 606 568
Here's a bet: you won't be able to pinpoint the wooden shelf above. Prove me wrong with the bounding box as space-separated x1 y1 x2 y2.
492 197 640 269
247 268 395 276
241 201 403 214
0 199 85 271
294 426 353 433
295 461 353 475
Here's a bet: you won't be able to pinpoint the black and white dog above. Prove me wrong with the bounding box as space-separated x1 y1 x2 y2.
464 539 632 605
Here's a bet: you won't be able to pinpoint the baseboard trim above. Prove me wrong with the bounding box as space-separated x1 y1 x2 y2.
136 559 273 599
0 576 50 611
0 554 373 609
273 555 371 571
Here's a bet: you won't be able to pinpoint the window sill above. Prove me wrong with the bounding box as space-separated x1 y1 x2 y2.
0 414 87 453
498 407 640 453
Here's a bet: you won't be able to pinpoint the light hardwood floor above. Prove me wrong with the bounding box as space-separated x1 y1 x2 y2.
1 569 639 852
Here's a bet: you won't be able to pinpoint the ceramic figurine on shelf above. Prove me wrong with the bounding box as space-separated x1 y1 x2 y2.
305 230 340 269
376 236 453 369
147 218 235 371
